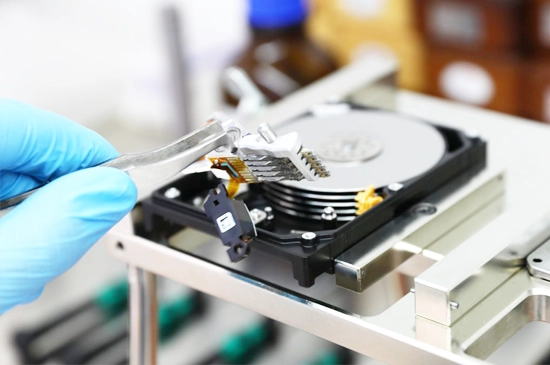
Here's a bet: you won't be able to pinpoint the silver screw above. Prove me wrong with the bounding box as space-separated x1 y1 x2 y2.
192 196 203 207
264 206 274 220
250 209 260 220
258 123 277 143
412 203 437 215
301 231 319 247
321 207 337 220
321 207 338 229
164 187 181 199
388 183 403 192
450 301 459 310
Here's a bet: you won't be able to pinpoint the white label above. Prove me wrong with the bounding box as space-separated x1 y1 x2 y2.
439 61 495 106
540 3 550 47
544 85 550 123
340 0 386 18
216 212 236 233
429 2 482 45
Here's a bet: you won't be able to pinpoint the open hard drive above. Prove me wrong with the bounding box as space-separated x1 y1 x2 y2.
140 104 486 287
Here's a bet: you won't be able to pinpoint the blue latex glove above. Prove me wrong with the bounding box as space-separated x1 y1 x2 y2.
0 100 137 314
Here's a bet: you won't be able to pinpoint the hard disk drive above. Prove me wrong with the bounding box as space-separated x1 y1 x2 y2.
140 104 486 287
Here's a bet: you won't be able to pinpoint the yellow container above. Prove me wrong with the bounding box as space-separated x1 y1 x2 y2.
307 0 426 91
311 0 416 32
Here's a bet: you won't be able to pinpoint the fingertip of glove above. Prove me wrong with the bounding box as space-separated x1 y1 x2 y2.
87 166 138 214
22 166 138 224
0 99 120 175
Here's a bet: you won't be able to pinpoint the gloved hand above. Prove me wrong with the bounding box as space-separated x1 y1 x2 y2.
0 100 137 314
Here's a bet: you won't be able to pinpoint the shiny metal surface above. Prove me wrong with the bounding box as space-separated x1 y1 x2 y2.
111 197 550 365
276 110 447 192
109 56 550 364
416 269 550 363
0 122 231 210
128 266 157 365
257 123 277 143
109 230 480 365
415 186 550 327
527 238 550 281
335 168 505 292
103 121 230 192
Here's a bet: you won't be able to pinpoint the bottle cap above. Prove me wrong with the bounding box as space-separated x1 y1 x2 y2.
248 0 307 29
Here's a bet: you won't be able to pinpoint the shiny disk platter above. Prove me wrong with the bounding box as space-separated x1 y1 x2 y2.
263 109 447 221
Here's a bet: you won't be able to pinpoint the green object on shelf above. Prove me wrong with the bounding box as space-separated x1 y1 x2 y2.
220 321 272 364
304 347 352 365
304 352 340 365
158 294 198 341
93 280 129 318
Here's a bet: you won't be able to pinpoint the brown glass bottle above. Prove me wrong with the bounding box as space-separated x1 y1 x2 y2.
224 16 337 105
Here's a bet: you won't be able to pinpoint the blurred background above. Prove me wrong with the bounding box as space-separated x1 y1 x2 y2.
1 0 550 364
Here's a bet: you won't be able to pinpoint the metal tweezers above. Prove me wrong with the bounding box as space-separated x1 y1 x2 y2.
0 121 232 211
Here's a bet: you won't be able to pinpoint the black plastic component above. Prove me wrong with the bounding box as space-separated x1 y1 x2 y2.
141 106 487 287
203 184 256 262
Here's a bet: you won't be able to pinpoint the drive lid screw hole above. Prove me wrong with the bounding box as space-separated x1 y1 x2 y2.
116 242 124 250
534 258 543 263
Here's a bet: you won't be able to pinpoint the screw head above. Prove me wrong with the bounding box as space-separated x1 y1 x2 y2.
323 207 335 215
164 187 181 199
321 206 337 221
412 203 437 216
301 232 319 247
264 206 274 220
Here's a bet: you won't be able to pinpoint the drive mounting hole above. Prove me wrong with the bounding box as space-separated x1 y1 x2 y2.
533 258 543 263
116 242 124 250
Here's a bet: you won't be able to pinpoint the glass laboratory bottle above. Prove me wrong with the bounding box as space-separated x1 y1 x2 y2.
225 0 337 104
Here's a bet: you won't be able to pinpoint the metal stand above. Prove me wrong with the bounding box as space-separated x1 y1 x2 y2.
128 265 157 365
107 57 550 364
108 166 534 365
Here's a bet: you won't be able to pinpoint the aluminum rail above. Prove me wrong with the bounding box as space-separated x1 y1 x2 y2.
108 229 482 365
